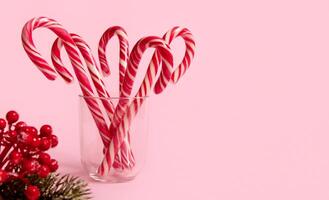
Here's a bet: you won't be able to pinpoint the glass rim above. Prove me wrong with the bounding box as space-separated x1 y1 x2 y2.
79 95 149 100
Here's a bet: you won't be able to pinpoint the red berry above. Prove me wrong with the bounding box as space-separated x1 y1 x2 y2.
30 137 41 148
39 137 51 151
0 170 8 183
20 133 34 146
38 152 51 165
38 165 50 178
30 127 38 136
22 159 40 173
50 135 58 147
10 150 23 164
0 119 6 129
7 130 18 142
15 121 26 132
24 185 40 200
6 111 19 124
49 159 58 172
40 125 52 137
19 127 40 147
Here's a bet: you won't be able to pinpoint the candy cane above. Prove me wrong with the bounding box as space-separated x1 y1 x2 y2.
98 26 129 91
107 27 195 173
21 17 110 149
98 36 174 175
154 27 195 93
98 27 136 168
51 32 134 169
51 34 115 121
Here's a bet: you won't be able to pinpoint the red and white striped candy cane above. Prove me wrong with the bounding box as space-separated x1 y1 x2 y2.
98 27 135 168
98 36 174 175
98 26 129 91
21 17 110 146
154 27 195 93
51 33 134 169
109 27 195 173
51 34 115 121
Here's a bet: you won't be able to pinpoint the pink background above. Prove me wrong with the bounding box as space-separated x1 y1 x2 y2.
0 0 329 199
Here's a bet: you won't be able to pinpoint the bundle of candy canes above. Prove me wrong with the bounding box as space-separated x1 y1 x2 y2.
21 17 195 176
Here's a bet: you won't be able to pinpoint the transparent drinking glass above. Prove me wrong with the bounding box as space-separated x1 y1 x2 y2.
79 95 149 183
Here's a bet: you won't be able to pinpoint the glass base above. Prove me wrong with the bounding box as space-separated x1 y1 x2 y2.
89 173 136 183
88 169 137 183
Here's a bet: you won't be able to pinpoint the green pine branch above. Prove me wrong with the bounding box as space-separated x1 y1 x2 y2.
0 173 91 200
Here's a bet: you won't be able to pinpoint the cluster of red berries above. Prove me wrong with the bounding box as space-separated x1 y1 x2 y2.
0 110 59 200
